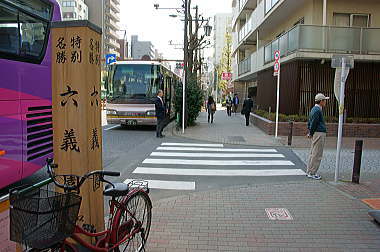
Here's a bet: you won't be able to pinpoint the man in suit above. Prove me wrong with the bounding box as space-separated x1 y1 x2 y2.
242 96 254 126
232 94 239 113
154 90 166 138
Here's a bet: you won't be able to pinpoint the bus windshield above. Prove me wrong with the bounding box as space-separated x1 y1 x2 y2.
109 64 161 100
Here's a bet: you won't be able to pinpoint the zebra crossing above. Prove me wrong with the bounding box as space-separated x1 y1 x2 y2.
124 142 306 191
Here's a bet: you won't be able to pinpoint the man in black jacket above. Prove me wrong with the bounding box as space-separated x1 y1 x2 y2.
242 96 254 126
154 90 166 138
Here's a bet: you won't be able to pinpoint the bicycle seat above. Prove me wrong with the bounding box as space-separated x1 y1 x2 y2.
103 183 129 197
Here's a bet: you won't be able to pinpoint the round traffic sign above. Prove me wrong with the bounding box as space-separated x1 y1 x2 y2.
274 62 280 72
274 50 280 61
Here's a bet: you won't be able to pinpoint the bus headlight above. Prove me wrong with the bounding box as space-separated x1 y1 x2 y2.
146 110 156 116
106 110 117 115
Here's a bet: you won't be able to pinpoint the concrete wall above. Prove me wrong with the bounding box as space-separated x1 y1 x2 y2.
261 1 314 42
327 0 380 27
261 0 380 43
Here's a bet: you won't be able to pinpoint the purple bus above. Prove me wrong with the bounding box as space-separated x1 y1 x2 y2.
0 0 61 189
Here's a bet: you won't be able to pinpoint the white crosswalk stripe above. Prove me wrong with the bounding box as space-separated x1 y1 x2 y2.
156 147 278 152
161 143 224 147
151 152 285 158
133 168 306 177
143 159 295 166
125 142 305 191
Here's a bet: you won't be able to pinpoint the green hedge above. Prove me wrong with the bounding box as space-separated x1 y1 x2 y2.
254 110 380 124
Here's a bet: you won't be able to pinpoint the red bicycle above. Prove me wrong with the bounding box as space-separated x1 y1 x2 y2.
10 159 152 252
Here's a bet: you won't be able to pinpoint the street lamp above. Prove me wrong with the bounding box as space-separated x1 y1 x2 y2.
204 23 212 36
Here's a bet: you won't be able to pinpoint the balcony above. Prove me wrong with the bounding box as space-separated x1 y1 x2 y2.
235 1 264 47
106 18 119 30
106 28 119 40
106 0 120 13
105 7 120 22
263 25 380 64
233 0 258 28
236 24 380 79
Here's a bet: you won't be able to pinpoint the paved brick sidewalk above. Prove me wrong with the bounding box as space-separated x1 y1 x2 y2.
147 181 380 251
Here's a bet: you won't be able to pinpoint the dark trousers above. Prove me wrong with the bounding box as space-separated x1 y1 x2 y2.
156 117 165 137
208 112 214 123
233 104 238 113
245 113 250 126
227 106 232 116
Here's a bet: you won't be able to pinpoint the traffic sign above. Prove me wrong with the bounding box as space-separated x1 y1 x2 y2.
274 50 280 61
105 54 117 65
222 72 232 80
274 62 280 73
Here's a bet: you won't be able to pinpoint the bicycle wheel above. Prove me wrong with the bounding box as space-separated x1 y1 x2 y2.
113 191 152 252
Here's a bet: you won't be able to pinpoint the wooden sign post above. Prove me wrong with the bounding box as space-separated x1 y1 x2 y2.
51 21 104 232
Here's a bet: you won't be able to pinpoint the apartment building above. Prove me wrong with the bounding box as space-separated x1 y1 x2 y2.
232 0 380 117
58 0 88 20
85 0 121 58
213 13 233 66
130 35 155 60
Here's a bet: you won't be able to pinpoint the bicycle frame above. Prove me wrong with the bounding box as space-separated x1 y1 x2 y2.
61 187 148 252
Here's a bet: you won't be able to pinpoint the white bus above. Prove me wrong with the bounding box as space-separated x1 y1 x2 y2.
105 61 181 126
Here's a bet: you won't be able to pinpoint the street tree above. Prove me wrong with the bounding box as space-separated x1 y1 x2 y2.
217 30 232 97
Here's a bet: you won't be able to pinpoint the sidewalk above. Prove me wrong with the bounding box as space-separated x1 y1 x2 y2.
148 181 380 251
172 109 283 147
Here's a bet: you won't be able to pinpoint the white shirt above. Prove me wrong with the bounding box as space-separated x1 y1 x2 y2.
157 96 163 106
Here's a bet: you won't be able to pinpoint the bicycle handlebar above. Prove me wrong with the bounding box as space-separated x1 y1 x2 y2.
100 171 120 177
46 158 120 192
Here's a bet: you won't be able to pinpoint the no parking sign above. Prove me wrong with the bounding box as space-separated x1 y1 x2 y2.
273 50 281 138
274 50 280 76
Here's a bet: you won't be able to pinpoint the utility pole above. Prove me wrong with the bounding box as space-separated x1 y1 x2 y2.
182 0 188 133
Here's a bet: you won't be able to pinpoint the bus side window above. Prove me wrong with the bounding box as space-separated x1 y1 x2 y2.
0 4 19 55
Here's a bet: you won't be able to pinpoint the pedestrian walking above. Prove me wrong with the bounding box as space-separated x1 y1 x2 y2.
241 96 254 126
306 93 329 180
207 96 216 123
226 96 232 116
154 90 166 138
232 94 239 113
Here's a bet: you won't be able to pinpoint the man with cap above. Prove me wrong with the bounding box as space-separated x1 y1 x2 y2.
306 93 329 180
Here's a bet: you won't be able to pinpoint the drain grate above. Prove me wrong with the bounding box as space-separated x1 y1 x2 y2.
227 136 246 142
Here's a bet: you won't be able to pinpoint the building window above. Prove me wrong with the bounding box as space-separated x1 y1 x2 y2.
265 0 280 14
62 1 76 7
333 13 370 27
63 12 76 19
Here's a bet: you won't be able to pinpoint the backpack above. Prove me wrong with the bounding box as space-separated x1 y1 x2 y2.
211 103 216 111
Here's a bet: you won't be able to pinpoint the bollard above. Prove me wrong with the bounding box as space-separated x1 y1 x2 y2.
352 140 363 184
288 121 294 146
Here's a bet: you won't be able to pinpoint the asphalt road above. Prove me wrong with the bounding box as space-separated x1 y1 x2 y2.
1 124 307 202
102 124 307 201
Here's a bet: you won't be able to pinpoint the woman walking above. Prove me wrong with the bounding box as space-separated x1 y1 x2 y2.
207 96 216 123
226 96 232 116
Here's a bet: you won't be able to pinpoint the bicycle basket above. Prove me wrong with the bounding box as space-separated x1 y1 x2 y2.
10 188 82 249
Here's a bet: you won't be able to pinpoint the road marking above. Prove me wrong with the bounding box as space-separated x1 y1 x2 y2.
150 152 285 158
104 125 120 131
143 159 294 166
156 147 278 152
161 143 224 147
124 179 195 190
133 167 305 176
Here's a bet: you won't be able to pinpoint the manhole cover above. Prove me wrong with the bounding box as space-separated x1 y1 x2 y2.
265 208 293 220
227 136 246 142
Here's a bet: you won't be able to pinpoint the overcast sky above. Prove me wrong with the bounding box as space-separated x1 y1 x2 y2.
120 0 232 60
